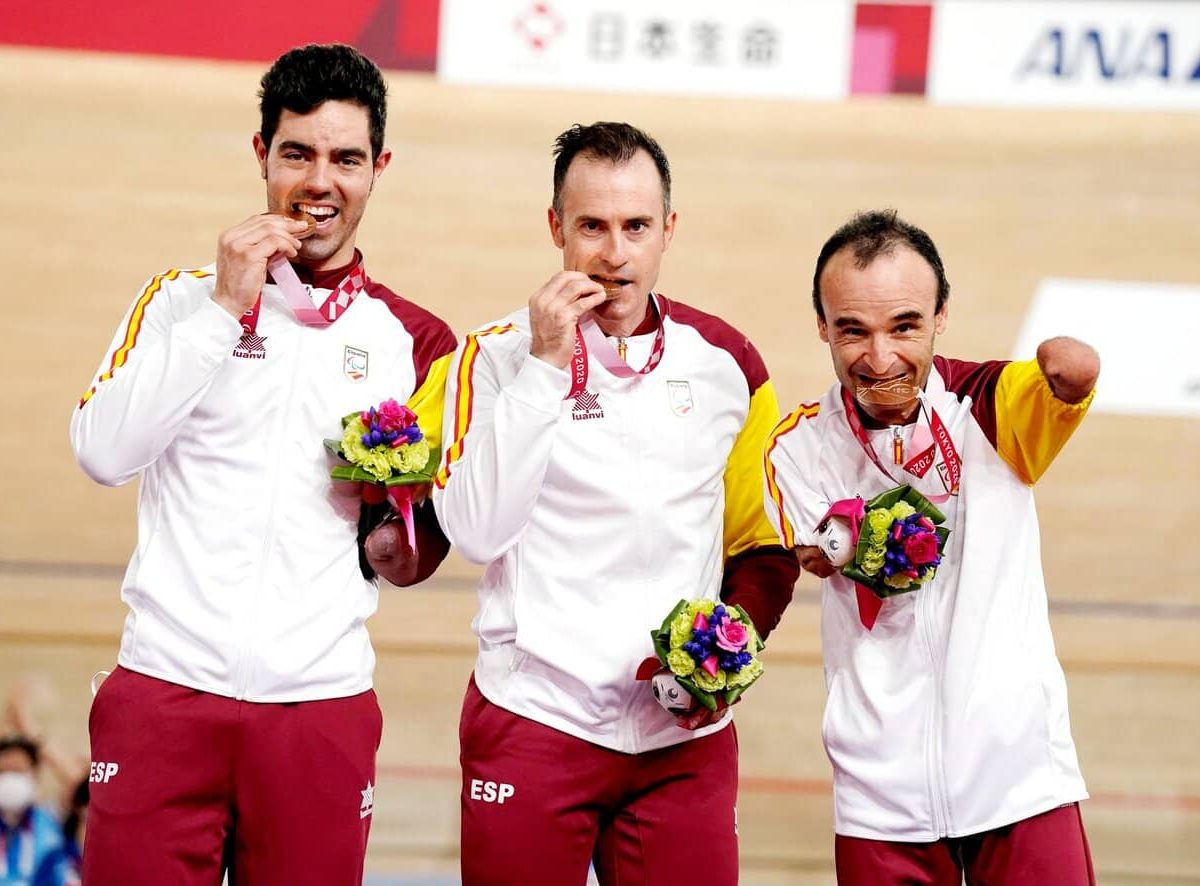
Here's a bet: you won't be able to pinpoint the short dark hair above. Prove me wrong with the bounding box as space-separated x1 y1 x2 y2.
812 209 950 320
0 734 40 768
552 122 672 216
258 43 388 161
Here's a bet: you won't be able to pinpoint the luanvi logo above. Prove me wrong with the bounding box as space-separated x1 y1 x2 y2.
233 333 267 360
572 390 605 421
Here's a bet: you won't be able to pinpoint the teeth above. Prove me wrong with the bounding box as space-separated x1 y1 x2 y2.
296 204 337 218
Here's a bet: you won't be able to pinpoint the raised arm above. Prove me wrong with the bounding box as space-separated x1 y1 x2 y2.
1036 336 1100 405
938 350 1099 486
432 273 606 563
71 214 309 486
70 269 241 485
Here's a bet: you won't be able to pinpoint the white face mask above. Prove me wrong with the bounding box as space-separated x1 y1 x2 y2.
0 771 36 815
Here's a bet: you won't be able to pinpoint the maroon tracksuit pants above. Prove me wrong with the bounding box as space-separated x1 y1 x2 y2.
459 675 739 886
835 802 1096 885
83 666 382 886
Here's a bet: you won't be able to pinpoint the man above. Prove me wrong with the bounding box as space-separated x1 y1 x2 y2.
764 210 1098 884
432 122 799 885
70 44 456 884
0 736 62 884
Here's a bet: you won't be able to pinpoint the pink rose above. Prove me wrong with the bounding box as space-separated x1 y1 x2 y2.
701 655 720 677
903 532 940 567
692 612 709 632
375 399 416 432
715 621 749 653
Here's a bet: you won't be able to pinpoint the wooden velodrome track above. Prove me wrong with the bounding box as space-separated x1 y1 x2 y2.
1 46 1198 883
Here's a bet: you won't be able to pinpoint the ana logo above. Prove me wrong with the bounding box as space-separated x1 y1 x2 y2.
572 390 605 421
89 761 120 784
233 333 267 360
667 380 694 416
360 781 374 819
1018 26 1200 84
469 778 515 805
344 346 368 382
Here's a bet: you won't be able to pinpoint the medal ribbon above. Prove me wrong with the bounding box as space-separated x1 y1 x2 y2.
565 296 666 399
840 387 961 502
240 258 368 334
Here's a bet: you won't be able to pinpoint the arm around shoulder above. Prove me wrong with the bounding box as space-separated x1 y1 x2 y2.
1036 336 1100 404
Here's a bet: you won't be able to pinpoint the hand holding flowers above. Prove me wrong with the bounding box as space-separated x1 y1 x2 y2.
814 485 950 629
332 400 433 484
637 600 765 725
324 398 440 558
846 491 946 594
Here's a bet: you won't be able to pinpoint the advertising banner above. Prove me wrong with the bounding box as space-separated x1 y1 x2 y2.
0 0 439 72
438 0 855 100
930 1 1200 110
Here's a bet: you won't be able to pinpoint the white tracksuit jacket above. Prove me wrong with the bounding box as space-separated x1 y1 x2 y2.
433 295 797 754
764 357 1091 840
70 258 455 702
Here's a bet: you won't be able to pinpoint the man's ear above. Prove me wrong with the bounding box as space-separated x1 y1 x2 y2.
548 207 565 249
934 303 949 336
661 210 677 252
372 148 393 184
253 133 269 179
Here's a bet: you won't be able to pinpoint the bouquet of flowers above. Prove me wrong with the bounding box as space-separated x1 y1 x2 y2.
639 599 765 713
820 485 950 599
324 399 440 559
325 399 437 485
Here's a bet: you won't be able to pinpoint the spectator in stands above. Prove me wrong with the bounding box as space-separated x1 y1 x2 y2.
0 735 62 885
31 778 85 886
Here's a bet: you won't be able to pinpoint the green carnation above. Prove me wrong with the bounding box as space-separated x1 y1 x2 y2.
341 418 370 464
883 572 913 590
862 526 889 571
388 439 431 474
864 510 892 556
688 600 716 617
889 501 916 521
726 657 763 689
359 449 393 482
667 649 696 677
860 553 886 576
691 667 727 692
866 509 892 535
669 612 693 649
